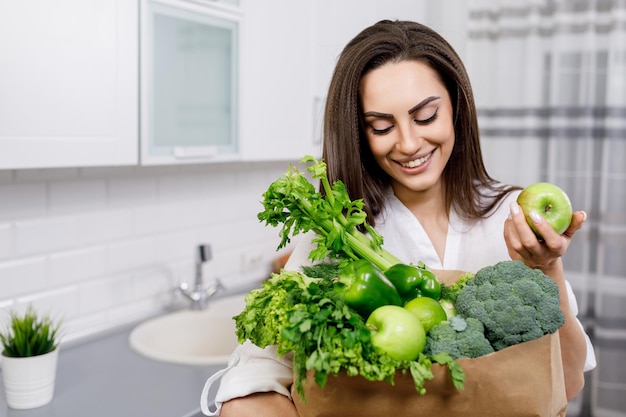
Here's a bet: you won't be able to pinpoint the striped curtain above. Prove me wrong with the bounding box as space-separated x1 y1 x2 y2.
466 1 626 416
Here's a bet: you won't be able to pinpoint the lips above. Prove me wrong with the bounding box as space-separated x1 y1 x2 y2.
398 150 434 169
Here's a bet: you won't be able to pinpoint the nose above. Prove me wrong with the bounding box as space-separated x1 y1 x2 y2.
395 121 423 154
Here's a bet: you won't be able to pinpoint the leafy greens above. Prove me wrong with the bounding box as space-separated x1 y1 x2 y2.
234 264 459 398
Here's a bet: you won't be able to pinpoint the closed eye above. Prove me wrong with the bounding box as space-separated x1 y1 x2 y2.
372 125 393 135
414 108 439 125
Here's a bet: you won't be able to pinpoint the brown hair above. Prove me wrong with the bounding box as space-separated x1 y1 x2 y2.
322 20 519 226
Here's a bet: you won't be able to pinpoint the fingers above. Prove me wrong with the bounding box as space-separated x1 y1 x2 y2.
504 202 538 263
509 202 547 249
505 202 579 269
563 211 586 238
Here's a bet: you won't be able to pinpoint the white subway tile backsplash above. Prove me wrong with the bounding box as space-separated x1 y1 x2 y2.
208 221 243 250
48 246 106 286
133 203 183 235
166 258 193 288
16 286 79 322
15 215 77 256
0 300 15 331
108 175 158 207
156 229 200 262
49 179 107 213
106 237 157 274
0 256 47 298
0 183 47 220
242 194 267 220
214 193 253 223
1 160 291 343
234 164 274 196
61 311 109 345
133 199 216 236
131 267 175 300
78 273 134 315
76 208 133 245
0 222 14 260
157 173 203 200
201 166 237 196
176 199 219 229
211 248 241 282
106 300 161 328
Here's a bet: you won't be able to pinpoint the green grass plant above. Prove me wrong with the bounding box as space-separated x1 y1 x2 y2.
0 306 62 358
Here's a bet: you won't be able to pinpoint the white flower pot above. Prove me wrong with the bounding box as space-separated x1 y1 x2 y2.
1 348 59 409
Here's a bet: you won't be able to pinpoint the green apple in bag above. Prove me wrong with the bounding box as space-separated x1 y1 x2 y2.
366 305 426 361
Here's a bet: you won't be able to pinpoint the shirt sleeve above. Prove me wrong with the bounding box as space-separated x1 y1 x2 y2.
203 341 294 416
564 280 597 372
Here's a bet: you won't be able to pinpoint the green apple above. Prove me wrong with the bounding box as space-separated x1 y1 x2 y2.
366 305 426 361
517 182 573 238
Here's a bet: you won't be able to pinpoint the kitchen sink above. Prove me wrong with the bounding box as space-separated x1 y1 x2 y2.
129 293 247 365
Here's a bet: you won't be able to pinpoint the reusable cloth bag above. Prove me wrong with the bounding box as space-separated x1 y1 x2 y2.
291 270 568 417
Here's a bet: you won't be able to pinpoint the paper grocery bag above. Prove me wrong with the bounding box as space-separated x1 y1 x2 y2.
291 270 568 417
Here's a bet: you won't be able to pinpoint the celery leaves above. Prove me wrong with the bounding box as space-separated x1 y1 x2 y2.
257 156 402 272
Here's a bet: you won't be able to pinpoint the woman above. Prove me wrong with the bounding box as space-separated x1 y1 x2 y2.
205 20 596 417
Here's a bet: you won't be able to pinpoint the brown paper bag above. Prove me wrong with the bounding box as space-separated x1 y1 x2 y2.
291 270 568 417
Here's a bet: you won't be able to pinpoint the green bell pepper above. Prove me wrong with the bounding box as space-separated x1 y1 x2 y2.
384 262 442 302
336 259 403 318
418 271 442 300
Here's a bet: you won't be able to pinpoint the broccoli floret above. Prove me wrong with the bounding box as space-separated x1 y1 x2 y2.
424 316 494 359
455 260 565 351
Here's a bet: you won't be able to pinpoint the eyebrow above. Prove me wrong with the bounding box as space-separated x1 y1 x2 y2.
363 96 441 119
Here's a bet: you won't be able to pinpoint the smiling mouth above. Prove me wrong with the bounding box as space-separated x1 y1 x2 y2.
399 150 434 168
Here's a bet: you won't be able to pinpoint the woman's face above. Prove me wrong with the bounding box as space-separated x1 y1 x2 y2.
360 60 455 199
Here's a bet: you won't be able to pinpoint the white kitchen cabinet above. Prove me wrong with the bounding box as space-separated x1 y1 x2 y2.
139 0 242 165
0 0 138 169
141 0 318 164
238 0 320 161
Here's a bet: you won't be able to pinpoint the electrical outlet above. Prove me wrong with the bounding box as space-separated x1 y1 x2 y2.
241 252 265 273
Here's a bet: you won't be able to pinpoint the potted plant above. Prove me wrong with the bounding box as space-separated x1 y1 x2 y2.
0 305 63 409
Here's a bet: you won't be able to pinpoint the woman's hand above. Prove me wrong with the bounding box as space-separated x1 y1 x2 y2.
504 202 586 273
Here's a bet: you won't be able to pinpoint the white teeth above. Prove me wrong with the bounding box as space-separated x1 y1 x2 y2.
400 152 431 168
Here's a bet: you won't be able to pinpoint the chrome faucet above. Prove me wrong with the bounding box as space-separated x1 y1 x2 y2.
177 244 221 310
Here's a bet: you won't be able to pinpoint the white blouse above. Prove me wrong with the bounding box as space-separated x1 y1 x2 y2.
201 189 596 416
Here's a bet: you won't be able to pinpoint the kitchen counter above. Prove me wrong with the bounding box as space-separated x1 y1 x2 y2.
0 319 226 417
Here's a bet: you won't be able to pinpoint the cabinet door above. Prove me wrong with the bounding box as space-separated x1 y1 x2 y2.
139 0 241 165
0 0 138 169
239 0 319 161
